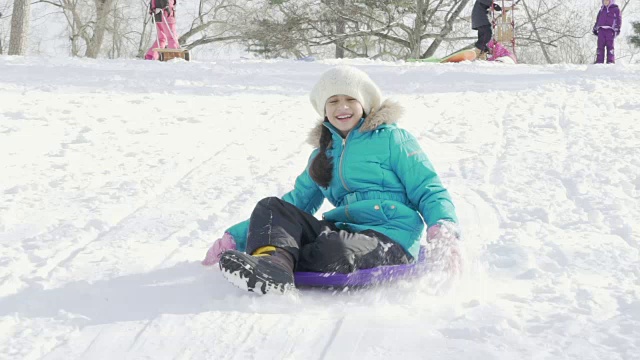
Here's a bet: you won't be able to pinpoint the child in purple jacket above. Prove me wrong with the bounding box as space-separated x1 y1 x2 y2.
593 0 622 64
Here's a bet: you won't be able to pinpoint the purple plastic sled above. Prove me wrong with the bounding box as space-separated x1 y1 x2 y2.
293 246 429 287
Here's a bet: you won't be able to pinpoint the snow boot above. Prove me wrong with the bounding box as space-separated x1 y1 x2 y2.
473 47 488 61
219 246 295 295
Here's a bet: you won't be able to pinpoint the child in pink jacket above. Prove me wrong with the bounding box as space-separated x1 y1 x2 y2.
145 0 178 60
487 39 517 64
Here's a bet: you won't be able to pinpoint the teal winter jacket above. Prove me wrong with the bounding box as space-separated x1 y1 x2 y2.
226 100 457 260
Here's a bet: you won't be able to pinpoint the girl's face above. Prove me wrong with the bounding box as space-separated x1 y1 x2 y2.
603 0 610 5
325 95 364 137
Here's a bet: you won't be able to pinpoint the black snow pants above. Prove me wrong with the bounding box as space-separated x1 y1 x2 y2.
245 197 411 273
476 25 492 53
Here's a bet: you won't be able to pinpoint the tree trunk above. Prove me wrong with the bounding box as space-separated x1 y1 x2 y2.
408 0 426 59
137 11 153 58
335 0 345 58
0 11 3 54
422 0 471 58
58 0 92 57
85 0 114 58
8 0 30 55
522 0 553 64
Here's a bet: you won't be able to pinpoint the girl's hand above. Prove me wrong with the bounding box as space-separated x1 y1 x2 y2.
426 221 463 276
202 232 237 266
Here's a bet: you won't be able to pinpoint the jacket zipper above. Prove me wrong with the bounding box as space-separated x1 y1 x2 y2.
338 134 352 192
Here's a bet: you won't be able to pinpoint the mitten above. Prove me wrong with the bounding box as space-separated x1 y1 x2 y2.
202 232 237 266
426 220 462 275
427 220 460 243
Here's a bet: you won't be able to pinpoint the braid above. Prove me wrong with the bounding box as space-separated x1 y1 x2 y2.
309 123 334 188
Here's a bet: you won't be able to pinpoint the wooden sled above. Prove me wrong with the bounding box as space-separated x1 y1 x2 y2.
155 48 191 62
495 10 514 44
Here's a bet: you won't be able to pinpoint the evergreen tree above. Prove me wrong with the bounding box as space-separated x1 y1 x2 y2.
631 22 640 48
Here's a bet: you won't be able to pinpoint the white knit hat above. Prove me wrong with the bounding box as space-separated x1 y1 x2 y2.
309 66 382 117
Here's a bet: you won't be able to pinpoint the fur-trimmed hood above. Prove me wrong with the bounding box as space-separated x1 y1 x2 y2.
307 99 404 148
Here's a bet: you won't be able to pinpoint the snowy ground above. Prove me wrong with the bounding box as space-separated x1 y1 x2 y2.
1 56 639 360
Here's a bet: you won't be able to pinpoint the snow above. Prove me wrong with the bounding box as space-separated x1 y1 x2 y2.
1 56 639 359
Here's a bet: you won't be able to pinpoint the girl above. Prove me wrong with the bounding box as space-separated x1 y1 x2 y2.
144 0 179 61
202 66 461 295
487 39 517 64
593 0 622 64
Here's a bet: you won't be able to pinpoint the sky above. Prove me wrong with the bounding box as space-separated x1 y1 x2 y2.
0 56 639 359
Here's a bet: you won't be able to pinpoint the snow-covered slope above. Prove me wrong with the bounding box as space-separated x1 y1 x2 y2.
1 56 639 359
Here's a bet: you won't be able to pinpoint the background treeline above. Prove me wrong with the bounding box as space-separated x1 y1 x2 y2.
1 0 639 63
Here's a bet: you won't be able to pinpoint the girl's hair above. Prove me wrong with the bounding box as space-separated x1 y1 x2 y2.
309 120 333 188
309 111 366 188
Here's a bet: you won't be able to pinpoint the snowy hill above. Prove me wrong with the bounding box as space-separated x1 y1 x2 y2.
1 56 639 360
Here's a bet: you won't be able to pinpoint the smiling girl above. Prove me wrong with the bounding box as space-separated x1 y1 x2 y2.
202 66 461 294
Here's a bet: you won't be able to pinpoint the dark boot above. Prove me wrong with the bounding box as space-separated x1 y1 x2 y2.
219 246 295 295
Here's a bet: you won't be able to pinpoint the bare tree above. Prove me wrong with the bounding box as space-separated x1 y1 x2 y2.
619 0 631 13
422 0 472 58
85 0 115 57
242 0 475 60
105 0 148 58
177 0 246 51
37 0 93 56
36 0 247 58
241 0 324 58
38 0 149 58
240 0 637 63
8 0 30 55
12 0 637 63
513 0 593 64
334 0 345 58
0 8 5 54
62 0 87 56
135 0 153 58
521 0 552 63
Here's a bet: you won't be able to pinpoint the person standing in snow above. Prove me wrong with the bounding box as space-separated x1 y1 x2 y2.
472 0 512 59
145 0 179 60
593 0 622 64
201 66 462 295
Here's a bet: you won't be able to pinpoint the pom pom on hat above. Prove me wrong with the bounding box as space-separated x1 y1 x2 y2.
309 66 382 117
